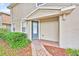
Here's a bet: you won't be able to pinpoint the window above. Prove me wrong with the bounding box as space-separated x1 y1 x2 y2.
36 3 46 7
12 23 15 32
6 24 11 31
0 16 2 27
22 27 26 32
22 22 26 32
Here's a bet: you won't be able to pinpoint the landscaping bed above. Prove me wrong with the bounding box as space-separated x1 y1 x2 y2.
0 28 32 56
44 44 79 56
0 40 32 56
44 45 67 56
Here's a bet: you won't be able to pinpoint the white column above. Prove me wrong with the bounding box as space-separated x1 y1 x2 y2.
59 16 63 47
39 20 41 39
10 10 13 32
0 16 2 28
30 20 32 41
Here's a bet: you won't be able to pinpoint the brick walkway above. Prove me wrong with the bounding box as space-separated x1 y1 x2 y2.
31 40 66 56
32 40 52 56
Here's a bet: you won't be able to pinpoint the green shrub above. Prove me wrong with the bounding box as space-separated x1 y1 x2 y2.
5 32 31 49
0 28 9 39
66 48 79 56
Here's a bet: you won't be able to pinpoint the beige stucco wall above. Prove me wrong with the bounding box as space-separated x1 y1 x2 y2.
11 3 36 32
12 3 36 19
60 6 79 49
40 17 59 42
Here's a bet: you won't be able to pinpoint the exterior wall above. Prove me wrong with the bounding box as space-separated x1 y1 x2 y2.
0 14 11 30
11 3 36 32
23 21 32 40
2 24 11 30
40 17 59 42
12 3 36 19
0 16 2 28
12 18 21 32
2 14 11 24
60 6 79 49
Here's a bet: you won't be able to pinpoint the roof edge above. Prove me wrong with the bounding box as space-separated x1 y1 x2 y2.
0 12 10 16
7 3 18 9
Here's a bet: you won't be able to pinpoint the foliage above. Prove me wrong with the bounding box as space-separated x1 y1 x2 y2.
5 32 31 49
0 28 9 39
66 48 79 56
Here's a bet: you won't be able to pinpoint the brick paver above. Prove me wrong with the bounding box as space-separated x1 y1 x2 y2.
32 40 66 56
32 40 52 56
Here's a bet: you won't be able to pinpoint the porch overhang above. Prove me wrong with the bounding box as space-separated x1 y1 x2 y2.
26 5 76 20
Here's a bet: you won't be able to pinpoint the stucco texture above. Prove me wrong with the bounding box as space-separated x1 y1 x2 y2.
60 6 79 49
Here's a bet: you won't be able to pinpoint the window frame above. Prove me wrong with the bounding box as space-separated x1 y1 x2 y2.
21 21 27 33
12 23 15 32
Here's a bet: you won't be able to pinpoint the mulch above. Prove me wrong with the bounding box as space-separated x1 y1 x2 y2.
17 44 32 56
44 45 67 56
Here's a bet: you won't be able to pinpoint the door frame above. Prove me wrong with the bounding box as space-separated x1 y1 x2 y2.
32 21 39 40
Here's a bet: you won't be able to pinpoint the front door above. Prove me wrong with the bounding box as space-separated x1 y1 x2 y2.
32 21 39 40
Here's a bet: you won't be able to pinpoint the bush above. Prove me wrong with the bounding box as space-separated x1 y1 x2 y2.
66 48 79 56
5 32 31 49
0 28 9 39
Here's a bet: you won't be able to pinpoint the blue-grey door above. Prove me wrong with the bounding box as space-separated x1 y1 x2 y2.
32 21 39 40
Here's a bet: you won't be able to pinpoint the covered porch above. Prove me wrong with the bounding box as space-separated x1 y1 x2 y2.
26 5 76 47
31 16 59 46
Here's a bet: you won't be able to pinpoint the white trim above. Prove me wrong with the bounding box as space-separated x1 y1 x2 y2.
25 5 61 20
10 10 13 32
25 5 76 21
39 20 41 39
26 8 39 18
59 16 62 47
20 19 22 32
36 3 46 7
11 23 13 32
30 21 32 40
38 6 62 10
61 5 76 11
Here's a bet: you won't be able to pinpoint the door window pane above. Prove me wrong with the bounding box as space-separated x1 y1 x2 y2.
33 22 38 34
